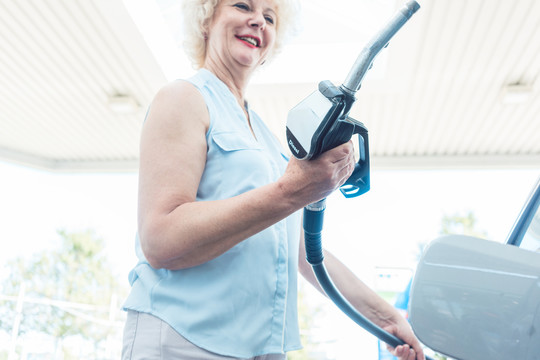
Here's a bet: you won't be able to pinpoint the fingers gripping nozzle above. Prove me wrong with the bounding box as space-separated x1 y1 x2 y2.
286 80 370 198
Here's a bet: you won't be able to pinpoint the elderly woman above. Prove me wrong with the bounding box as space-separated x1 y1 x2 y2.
122 0 425 359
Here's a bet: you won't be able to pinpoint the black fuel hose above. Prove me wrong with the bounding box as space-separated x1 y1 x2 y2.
304 200 435 360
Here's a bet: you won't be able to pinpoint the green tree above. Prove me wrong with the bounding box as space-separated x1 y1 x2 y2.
0 229 128 358
440 211 487 238
417 211 488 261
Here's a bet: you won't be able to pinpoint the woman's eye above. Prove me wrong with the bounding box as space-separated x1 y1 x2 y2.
233 3 249 11
264 15 274 24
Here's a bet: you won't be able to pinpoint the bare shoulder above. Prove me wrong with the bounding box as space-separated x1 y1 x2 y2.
156 79 202 103
139 79 209 176
147 79 209 131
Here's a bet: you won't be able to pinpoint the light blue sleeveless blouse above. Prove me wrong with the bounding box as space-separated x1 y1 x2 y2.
123 69 302 357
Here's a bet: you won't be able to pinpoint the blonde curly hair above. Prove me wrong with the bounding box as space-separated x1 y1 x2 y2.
181 0 300 69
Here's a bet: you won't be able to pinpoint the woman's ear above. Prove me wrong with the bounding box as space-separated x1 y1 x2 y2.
201 21 209 40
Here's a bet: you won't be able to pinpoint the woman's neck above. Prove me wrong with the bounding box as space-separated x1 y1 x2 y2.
203 60 253 108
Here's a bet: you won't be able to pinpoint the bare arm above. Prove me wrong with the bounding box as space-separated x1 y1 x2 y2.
298 232 425 360
138 81 355 270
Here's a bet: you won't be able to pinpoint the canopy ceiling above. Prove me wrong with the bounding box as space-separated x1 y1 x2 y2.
0 0 539 172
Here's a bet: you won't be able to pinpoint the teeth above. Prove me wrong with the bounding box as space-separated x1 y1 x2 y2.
239 36 258 47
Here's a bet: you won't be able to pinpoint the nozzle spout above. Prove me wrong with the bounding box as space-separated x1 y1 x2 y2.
340 0 420 96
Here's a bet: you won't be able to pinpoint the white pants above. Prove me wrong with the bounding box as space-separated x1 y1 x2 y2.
122 311 287 360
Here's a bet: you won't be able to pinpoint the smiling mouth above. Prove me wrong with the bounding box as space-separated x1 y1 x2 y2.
236 36 260 48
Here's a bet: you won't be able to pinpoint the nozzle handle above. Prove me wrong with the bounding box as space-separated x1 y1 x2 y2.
341 0 420 95
340 117 370 197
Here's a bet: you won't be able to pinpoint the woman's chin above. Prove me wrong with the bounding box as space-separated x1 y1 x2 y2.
234 55 262 69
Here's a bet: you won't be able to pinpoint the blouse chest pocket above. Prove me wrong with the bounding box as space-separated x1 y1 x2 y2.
211 131 262 152
207 131 279 189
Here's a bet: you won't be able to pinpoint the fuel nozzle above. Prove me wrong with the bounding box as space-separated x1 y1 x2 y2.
341 0 421 96
286 1 420 198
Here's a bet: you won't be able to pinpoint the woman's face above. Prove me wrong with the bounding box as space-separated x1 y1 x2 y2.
205 0 277 70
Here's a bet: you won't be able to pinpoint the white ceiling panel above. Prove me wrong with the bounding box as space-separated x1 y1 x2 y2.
0 0 538 172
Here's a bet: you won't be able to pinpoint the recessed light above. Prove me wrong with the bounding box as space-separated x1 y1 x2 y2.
500 84 533 104
108 94 140 114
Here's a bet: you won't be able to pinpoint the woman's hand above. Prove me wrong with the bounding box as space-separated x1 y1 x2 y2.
279 141 356 206
384 320 425 360
298 245 426 360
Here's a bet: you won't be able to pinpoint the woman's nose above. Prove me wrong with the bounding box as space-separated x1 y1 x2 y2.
248 11 265 29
